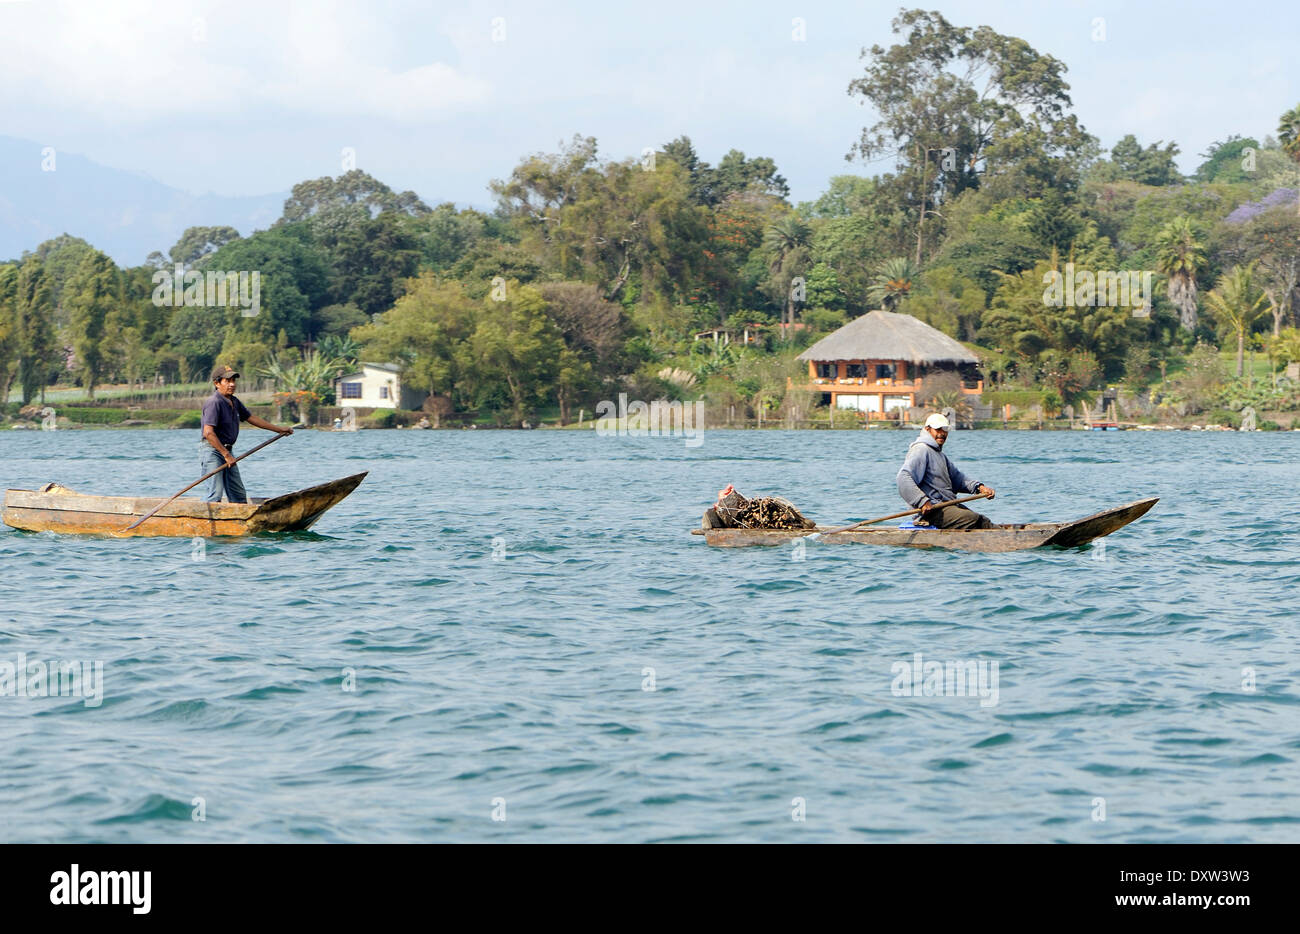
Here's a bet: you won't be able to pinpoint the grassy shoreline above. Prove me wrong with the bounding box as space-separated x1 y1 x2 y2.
6 416 1295 432
4 381 1296 432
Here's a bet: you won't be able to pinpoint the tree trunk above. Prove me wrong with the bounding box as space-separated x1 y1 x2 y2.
1237 330 1245 378
915 145 927 268
605 259 631 301
505 374 524 424
1264 287 1283 336
1172 274 1198 331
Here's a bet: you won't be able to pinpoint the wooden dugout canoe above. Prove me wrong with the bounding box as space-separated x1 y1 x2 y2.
2 472 367 538
692 497 1158 553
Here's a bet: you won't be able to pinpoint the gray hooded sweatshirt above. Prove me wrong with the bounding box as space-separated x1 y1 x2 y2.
897 430 982 509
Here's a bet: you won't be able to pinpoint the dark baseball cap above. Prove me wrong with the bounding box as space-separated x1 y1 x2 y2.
211 365 240 381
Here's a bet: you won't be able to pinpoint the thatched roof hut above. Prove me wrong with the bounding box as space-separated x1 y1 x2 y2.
796 310 978 365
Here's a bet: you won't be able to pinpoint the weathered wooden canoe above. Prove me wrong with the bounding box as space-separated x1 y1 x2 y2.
692 497 1158 553
2 472 367 538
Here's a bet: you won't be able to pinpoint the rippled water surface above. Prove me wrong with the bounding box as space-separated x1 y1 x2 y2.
1 428 1297 842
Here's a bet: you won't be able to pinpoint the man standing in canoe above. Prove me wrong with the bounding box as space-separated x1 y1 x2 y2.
897 413 995 529
201 365 293 503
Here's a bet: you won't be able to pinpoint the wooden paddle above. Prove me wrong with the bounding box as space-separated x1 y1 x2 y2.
124 432 286 531
804 491 993 540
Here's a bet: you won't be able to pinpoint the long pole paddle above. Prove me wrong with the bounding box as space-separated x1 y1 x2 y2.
804 491 993 540
124 432 286 531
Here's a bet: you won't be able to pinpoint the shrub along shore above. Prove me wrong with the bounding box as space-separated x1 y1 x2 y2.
3 397 1293 431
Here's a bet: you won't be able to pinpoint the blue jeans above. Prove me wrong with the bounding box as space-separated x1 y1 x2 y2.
200 442 247 503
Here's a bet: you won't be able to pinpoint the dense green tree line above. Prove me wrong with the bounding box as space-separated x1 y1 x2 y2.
3 7 1300 422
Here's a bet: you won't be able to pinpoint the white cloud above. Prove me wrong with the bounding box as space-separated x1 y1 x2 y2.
0 0 490 125
3 0 1295 206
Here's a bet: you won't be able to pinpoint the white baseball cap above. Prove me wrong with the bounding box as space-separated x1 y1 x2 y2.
924 413 950 430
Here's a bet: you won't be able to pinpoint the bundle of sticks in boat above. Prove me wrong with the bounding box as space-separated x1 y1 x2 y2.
715 488 814 530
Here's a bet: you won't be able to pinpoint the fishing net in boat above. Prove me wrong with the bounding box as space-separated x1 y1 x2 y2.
703 485 815 530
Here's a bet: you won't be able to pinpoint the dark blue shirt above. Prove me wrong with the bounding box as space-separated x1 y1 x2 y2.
201 391 250 449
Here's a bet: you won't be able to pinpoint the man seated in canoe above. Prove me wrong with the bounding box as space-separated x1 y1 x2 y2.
897 413 995 529
201 365 294 503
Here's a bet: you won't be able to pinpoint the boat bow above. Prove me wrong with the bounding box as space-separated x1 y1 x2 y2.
1041 496 1159 548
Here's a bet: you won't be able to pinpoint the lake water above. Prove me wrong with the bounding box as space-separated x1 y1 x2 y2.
1 427 1297 842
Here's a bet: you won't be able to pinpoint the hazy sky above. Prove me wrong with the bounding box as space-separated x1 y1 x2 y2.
2 0 1296 208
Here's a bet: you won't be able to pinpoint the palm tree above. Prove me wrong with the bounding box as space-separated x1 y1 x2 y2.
1154 216 1206 331
1279 104 1300 162
929 390 974 427
866 257 918 312
317 334 360 366
261 349 348 423
1264 327 1300 384
1204 264 1268 377
1279 105 1300 220
762 216 811 329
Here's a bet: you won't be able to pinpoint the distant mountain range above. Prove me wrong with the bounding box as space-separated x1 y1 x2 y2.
0 136 288 267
